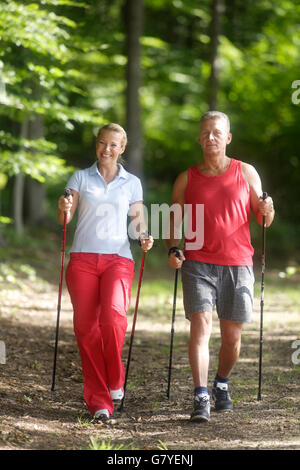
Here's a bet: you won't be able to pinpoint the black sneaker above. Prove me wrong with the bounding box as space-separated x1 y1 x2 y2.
190 394 210 422
212 383 233 412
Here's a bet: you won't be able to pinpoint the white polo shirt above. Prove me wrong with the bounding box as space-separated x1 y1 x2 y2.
66 162 143 260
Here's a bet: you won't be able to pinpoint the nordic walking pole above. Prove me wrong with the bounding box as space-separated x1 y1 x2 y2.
119 250 146 411
257 191 268 401
51 189 71 392
167 248 181 399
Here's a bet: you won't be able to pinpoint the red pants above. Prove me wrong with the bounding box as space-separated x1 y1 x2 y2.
66 253 134 416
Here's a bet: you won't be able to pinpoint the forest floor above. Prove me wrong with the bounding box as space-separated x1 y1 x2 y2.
0 233 299 453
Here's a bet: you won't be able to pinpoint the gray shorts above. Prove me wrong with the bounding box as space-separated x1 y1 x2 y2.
181 260 255 322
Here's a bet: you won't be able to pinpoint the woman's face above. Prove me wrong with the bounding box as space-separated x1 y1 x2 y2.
96 130 125 166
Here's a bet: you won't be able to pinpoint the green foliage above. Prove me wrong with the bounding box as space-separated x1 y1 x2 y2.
88 436 168 451
157 440 168 450
0 262 36 288
0 0 103 184
0 1 75 59
0 150 72 182
88 436 137 451
0 0 299 261
219 0 300 226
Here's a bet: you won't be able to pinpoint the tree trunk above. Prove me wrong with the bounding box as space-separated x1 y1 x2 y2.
124 0 144 179
13 82 46 234
208 0 225 110
25 81 46 227
0 175 8 247
25 112 46 226
13 120 28 236
13 173 25 237
25 177 47 226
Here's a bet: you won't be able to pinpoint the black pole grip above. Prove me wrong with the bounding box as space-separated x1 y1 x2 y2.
168 247 181 258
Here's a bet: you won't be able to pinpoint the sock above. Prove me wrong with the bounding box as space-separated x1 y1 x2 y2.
214 374 229 388
194 386 209 396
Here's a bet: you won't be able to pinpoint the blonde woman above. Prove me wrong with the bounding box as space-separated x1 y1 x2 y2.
57 123 153 422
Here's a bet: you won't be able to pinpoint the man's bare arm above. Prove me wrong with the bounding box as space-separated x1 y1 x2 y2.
241 162 275 227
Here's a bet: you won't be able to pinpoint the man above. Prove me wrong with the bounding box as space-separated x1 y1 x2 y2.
166 111 275 422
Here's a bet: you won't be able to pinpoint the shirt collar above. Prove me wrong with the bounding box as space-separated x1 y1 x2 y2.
89 161 128 180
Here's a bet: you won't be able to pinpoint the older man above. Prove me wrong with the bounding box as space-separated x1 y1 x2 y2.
166 111 275 422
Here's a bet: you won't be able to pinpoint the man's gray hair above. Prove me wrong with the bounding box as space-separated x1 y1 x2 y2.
200 111 230 132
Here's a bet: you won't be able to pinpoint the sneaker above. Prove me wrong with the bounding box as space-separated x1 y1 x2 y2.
190 394 210 422
212 382 233 412
94 409 110 422
109 388 124 402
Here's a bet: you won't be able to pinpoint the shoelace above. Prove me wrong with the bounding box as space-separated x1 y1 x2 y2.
194 395 210 408
214 388 230 401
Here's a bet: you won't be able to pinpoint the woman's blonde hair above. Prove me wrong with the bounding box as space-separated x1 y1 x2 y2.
96 123 128 147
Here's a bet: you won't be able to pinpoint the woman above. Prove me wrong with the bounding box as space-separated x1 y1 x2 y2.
57 123 153 422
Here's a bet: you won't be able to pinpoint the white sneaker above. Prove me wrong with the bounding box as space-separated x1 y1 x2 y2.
109 388 124 401
94 409 110 422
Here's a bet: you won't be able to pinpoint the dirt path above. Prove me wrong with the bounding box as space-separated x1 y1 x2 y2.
0 268 299 451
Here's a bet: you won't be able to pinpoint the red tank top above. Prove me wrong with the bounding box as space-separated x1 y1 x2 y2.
184 158 254 266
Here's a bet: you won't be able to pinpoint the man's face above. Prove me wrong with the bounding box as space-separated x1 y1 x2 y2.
198 118 232 156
